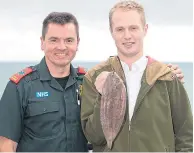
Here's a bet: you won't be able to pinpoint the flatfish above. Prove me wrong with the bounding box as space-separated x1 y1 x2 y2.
95 71 126 149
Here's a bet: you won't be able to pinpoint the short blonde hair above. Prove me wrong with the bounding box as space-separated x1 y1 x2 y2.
109 0 146 30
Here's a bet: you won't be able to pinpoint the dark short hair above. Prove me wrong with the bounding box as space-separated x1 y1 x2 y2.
42 12 79 40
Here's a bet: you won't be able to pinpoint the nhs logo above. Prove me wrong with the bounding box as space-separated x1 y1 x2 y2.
36 92 49 98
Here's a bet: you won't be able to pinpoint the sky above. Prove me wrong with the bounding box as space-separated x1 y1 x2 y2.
0 0 193 62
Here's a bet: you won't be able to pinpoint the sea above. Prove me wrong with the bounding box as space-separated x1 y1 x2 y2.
0 61 193 109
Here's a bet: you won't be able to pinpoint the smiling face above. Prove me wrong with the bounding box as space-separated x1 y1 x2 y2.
110 8 148 60
40 23 79 68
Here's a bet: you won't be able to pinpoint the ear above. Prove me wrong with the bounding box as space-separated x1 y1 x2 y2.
77 37 80 45
144 24 148 36
109 26 115 39
76 37 80 52
40 36 45 51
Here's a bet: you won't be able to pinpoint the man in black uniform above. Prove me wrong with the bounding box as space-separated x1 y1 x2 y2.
0 12 88 152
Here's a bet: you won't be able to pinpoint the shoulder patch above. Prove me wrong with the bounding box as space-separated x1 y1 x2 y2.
10 67 33 84
77 66 86 75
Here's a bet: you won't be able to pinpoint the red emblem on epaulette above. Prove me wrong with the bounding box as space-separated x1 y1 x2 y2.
78 66 86 74
10 67 33 84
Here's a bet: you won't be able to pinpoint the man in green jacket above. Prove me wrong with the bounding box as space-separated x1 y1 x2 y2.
81 0 193 152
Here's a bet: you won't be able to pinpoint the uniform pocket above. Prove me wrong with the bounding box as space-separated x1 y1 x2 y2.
27 101 59 116
25 101 63 139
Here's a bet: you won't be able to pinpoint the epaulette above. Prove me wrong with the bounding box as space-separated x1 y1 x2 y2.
77 66 86 75
10 67 33 84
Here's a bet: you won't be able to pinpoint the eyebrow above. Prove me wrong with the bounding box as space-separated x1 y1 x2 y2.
115 26 124 28
66 37 75 40
48 37 58 40
48 37 75 40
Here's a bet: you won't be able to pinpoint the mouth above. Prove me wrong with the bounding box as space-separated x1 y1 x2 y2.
123 42 135 48
55 53 68 58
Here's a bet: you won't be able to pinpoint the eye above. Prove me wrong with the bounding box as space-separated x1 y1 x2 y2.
116 27 124 32
50 39 57 42
131 26 138 30
67 39 72 43
66 38 74 43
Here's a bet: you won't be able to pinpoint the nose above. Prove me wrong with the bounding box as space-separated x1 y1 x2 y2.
124 29 132 40
57 40 67 50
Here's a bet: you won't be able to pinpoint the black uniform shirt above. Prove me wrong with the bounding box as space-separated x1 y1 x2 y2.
0 57 88 152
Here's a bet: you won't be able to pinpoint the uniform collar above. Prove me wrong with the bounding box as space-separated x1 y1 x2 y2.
37 57 51 81
38 57 77 81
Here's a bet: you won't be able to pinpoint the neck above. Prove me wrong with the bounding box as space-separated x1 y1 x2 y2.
118 51 143 68
46 59 70 78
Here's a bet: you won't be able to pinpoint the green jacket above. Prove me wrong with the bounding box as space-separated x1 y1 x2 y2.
81 56 193 152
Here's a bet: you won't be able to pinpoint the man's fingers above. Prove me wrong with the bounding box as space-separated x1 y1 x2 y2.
168 64 185 83
171 64 179 70
167 63 173 68
175 73 184 79
173 73 185 84
172 68 182 75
